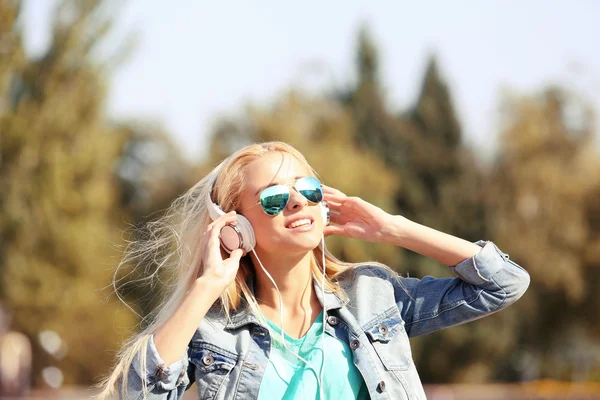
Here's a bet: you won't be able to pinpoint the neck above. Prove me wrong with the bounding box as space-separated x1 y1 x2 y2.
251 249 321 316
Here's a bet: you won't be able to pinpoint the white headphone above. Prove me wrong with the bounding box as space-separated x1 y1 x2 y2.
206 180 330 254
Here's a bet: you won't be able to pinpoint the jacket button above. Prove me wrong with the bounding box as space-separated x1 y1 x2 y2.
350 339 360 350
378 324 389 335
378 380 386 392
154 364 167 380
202 354 215 366
327 316 338 326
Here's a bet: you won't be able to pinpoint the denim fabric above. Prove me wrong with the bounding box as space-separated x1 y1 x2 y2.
122 241 530 399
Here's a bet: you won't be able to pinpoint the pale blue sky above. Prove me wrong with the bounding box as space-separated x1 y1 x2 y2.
22 1 600 161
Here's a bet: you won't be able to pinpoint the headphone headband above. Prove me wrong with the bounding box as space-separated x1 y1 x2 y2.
206 184 226 221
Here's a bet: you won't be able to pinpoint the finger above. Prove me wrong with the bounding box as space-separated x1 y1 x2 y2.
324 190 353 203
323 191 346 200
228 248 244 263
328 212 354 225
206 216 237 247
323 191 344 202
323 225 348 237
322 184 346 196
205 222 226 252
205 224 239 266
323 196 345 209
207 211 238 230
202 214 240 267
324 198 355 215
217 210 238 222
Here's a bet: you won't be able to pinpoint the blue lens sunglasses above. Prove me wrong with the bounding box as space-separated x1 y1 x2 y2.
253 176 324 216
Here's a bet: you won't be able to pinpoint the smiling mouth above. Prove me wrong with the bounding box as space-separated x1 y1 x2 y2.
286 218 313 229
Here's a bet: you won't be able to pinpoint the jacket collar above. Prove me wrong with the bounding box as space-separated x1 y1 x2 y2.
224 275 343 330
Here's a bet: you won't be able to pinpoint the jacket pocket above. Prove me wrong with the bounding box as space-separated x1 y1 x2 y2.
189 342 238 400
364 308 413 371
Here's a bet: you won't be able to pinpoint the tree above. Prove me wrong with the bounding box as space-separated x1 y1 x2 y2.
402 55 485 243
341 26 409 168
0 0 137 385
486 88 600 381
344 30 485 251
115 122 193 226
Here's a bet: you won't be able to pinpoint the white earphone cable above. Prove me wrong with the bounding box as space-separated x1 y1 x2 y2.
251 249 325 399
319 232 327 399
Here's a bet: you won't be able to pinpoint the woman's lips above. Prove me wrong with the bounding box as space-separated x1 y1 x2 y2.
285 219 314 231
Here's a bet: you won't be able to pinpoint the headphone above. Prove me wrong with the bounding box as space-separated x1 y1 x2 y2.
206 180 330 254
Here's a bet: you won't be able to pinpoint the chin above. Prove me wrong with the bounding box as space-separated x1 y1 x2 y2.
275 233 323 254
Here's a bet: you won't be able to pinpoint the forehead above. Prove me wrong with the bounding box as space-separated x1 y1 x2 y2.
243 152 311 190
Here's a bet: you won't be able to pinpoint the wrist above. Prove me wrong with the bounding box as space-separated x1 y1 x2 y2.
382 215 413 246
192 275 229 300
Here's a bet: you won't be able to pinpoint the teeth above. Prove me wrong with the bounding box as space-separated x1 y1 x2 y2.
288 219 312 229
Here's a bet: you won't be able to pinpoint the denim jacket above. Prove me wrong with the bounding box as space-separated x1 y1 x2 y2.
122 241 530 399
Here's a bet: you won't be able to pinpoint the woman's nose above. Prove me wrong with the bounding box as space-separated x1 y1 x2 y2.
286 187 307 210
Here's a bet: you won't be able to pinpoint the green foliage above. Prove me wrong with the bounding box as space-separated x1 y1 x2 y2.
486 89 600 381
115 122 193 225
0 0 138 385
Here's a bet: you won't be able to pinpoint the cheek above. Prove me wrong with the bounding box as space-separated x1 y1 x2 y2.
244 210 278 239
252 219 275 238
252 220 286 251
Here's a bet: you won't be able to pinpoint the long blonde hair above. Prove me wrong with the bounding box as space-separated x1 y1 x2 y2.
94 141 359 399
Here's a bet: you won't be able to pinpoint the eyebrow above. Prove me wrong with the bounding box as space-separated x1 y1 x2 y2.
254 176 306 196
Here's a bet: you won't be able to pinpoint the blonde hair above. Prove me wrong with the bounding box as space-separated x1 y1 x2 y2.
94 141 361 399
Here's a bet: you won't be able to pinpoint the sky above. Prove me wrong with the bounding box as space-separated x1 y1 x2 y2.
22 0 600 162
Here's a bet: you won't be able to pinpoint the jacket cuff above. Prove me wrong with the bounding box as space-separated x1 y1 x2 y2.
449 240 509 285
132 334 188 391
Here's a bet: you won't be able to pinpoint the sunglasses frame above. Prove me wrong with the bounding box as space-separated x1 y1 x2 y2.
257 176 324 216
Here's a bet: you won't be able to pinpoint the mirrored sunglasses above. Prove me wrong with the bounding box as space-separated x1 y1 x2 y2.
259 176 323 216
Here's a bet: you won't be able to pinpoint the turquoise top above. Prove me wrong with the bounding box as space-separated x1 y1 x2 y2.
257 311 369 400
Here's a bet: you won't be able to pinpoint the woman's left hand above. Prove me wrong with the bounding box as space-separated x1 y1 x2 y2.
322 184 401 243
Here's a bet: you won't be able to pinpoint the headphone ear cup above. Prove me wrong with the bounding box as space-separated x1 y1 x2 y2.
234 214 256 253
320 202 330 226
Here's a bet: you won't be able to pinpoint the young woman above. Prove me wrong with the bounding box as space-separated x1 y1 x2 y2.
97 141 530 400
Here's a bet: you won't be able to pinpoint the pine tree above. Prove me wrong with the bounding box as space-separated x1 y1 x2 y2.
344 29 486 265
403 55 485 241
343 26 409 168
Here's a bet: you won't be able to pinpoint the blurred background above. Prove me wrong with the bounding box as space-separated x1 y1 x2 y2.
1 0 600 399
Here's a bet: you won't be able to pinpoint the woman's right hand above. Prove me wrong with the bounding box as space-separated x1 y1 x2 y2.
153 211 244 368
198 211 245 289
